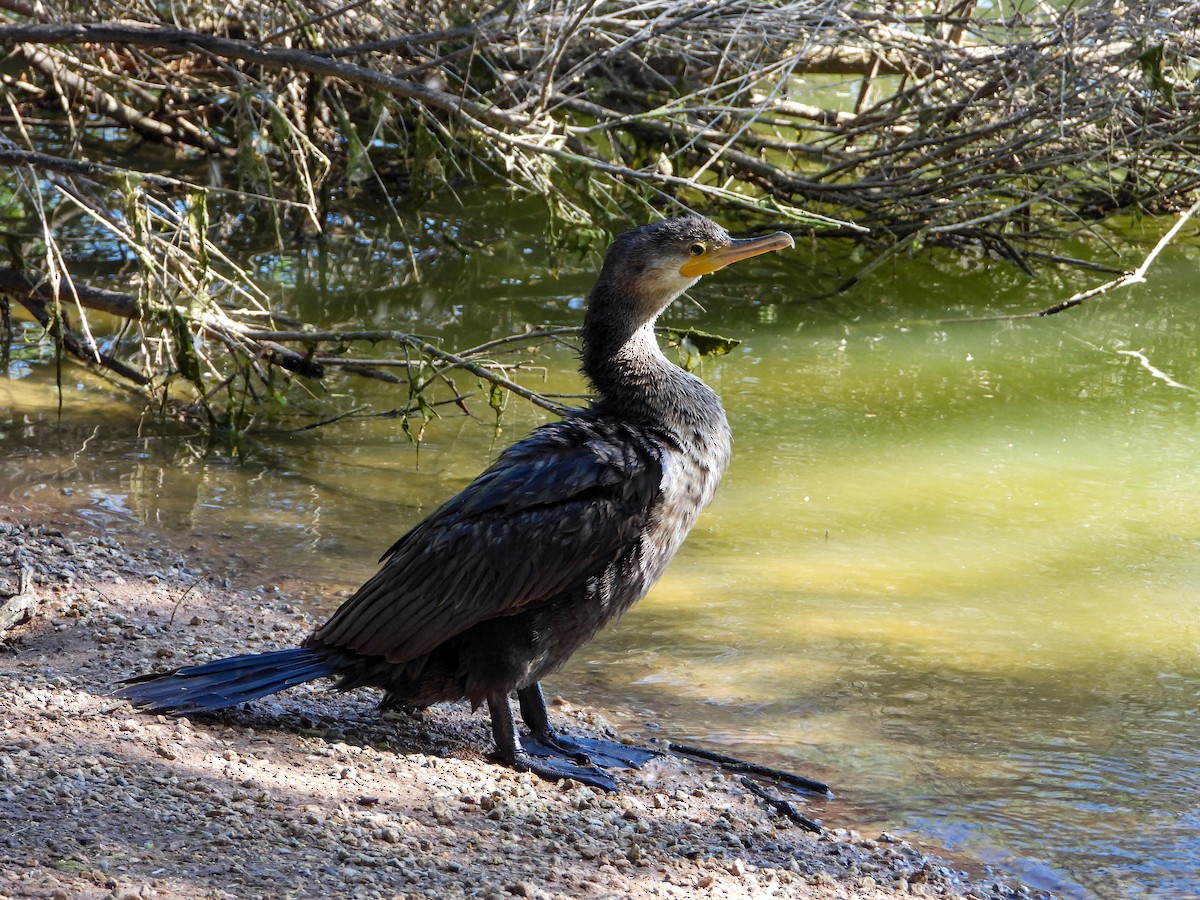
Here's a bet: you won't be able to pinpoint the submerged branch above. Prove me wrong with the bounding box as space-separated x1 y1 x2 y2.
0 266 144 320
0 268 152 386
938 199 1200 325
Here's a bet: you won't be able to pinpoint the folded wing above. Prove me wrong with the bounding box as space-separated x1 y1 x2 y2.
309 417 667 663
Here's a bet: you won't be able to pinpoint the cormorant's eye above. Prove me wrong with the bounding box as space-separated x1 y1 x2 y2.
688 242 706 257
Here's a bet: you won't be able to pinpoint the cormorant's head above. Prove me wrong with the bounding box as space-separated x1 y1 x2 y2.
595 215 795 321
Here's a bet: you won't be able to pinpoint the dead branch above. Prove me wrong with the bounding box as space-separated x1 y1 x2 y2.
242 329 570 414
0 147 177 189
4 2 1196 247
0 21 536 138
1033 198 1200 317
0 265 144 319
939 199 1200 325
0 268 152 385
0 265 570 415
739 777 823 834
15 43 230 155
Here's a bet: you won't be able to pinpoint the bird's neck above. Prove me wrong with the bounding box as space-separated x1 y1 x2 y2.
581 297 729 453
583 282 669 405
584 322 670 401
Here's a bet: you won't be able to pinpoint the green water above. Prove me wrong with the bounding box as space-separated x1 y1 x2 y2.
2 213 1198 899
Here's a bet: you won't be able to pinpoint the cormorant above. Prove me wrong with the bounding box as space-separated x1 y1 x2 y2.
117 215 796 791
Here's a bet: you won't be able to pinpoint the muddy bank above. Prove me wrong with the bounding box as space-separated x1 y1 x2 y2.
0 515 1048 900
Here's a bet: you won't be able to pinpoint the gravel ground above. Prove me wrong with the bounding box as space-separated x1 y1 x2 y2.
0 514 1052 900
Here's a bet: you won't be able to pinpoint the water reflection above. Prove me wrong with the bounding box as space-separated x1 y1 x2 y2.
3 235 1200 899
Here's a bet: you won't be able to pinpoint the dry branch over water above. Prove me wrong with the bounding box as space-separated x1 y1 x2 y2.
1 0 1198 432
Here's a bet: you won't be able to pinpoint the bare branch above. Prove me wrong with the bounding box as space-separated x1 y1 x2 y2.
0 269 153 386
242 329 571 415
1034 199 1200 317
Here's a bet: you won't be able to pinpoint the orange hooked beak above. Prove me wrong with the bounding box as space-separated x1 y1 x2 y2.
679 231 796 278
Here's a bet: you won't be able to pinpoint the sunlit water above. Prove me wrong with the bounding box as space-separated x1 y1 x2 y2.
3 217 1199 899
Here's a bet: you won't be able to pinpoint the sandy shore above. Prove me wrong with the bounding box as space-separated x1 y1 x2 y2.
0 512 1049 900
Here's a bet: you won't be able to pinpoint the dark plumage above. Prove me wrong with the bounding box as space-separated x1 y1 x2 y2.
117 215 795 790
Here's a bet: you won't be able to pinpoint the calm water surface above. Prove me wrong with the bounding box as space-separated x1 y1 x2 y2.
2 214 1198 899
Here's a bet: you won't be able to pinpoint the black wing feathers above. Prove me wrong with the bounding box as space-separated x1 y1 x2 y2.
311 417 665 663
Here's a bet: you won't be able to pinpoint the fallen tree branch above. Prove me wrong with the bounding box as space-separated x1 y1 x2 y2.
0 267 322 381
0 265 144 320
939 198 1200 324
15 43 230 155
3 3 1195 254
0 20 864 230
0 148 318 213
0 265 570 416
740 777 823 834
0 146 178 190
0 270 153 386
0 22 536 138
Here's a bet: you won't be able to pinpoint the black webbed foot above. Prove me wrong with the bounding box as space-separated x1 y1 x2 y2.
490 690 624 791
520 729 660 770
502 685 828 798
498 747 618 792
516 682 661 771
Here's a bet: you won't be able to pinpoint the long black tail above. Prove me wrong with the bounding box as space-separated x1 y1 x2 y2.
115 647 339 715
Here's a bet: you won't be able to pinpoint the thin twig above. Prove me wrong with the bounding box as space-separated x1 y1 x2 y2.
668 742 831 796
244 329 570 414
169 574 211 627
740 777 823 833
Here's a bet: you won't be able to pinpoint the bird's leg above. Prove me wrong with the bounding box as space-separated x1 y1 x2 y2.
487 692 618 792
515 684 589 763
516 683 659 769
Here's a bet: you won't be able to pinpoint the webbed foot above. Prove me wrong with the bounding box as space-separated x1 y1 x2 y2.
517 682 662 771
491 690 628 791
520 730 659 770
498 747 619 792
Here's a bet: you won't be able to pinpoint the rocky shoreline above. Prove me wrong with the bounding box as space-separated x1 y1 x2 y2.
0 514 1050 900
